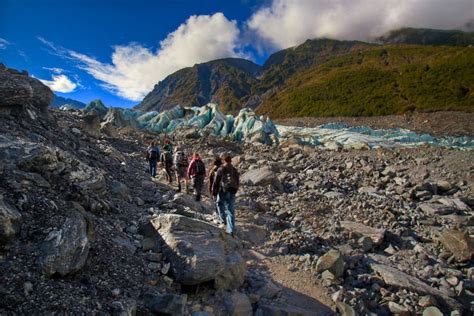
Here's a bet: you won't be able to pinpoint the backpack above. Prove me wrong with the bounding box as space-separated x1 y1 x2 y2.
194 159 205 176
174 151 187 167
148 147 159 160
221 165 239 193
161 151 173 165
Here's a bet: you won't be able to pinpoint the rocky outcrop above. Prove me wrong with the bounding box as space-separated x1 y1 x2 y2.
149 214 245 290
39 211 91 276
340 221 385 246
0 64 53 112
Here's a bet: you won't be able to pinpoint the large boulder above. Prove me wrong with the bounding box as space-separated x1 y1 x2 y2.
39 211 92 277
0 198 22 243
241 166 283 191
316 249 345 277
80 114 101 137
438 229 474 262
149 214 245 289
0 64 53 111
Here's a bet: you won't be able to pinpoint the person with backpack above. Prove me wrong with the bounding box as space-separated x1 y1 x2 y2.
208 156 222 198
145 141 160 177
187 153 206 201
212 153 239 236
174 149 189 192
160 144 174 184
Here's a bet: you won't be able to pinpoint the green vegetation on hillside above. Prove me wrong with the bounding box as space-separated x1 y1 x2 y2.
378 28 474 46
257 46 474 118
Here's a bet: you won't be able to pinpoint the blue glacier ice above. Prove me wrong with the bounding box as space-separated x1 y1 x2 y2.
83 103 473 150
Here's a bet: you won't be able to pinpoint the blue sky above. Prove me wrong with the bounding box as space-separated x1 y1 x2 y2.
1 0 471 108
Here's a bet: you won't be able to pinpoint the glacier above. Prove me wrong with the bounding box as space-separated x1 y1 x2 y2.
82 103 473 150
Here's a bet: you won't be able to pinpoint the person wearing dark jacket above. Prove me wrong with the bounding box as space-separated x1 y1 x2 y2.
212 153 239 236
145 141 160 177
208 156 222 196
187 153 206 201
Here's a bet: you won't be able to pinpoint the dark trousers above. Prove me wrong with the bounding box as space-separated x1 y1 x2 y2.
149 159 157 177
164 164 173 183
193 175 205 201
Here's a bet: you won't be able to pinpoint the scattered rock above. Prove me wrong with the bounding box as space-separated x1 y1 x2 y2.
422 306 443 316
316 249 345 277
40 211 91 277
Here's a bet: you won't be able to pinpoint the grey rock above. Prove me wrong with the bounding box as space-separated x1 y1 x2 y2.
151 214 245 289
0 198 22 243
316 249 345 277
0 65 53 111
388 302 410 316
241 167 284 192
224 292 252 316
419 203 455 216
438 229 474 262
340 221 385 246
336 302 357 316
110 299 137 316
371 264 461 310
40 211 91 277
111 180 129 199
256 302 318 316
80 114 101 137
422 306 443 316
143 293 186 316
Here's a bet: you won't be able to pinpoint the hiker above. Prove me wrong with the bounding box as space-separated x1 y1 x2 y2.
163 138 173 154
174 149 189 192
187 153 206 201
208 156 222 198
160 143 174 184
145 141 160 177
212 153 239 236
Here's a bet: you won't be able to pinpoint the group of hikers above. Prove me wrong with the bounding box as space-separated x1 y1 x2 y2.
145 138 240 236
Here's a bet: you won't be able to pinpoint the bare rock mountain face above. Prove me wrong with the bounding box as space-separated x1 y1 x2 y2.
0 63 53 114
137 58 262 113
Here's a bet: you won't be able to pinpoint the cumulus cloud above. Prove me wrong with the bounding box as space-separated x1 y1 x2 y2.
39 13 243 101
0 38 10 49
39 74 77 93
247 0 474 49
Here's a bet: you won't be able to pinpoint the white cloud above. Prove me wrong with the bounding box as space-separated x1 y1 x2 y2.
247 0 474 49
42 67 64 74
39 74 77 93
0 38 10 49
39 13 243 101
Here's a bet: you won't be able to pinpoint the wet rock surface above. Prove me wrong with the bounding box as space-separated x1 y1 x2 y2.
0 74 473 314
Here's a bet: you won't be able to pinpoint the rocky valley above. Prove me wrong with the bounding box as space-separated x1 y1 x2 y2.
1 60 474 316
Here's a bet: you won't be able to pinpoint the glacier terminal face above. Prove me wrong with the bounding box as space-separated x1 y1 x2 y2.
83 103 473 150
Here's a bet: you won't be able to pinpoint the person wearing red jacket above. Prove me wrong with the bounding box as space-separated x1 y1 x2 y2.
187 153 206 201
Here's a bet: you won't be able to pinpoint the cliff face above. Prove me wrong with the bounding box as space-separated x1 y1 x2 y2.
136 58 262 113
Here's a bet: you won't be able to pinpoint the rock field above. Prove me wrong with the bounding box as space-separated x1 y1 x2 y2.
0 65 473 315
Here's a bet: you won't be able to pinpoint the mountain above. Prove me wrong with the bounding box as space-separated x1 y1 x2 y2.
82 99 108 119
49 94 86 109
137 28 473 117
136 58 262 113
253 38 374 95
256 45 474 118
377 28 474 46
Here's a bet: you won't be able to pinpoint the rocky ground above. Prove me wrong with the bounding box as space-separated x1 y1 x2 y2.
276 111 474 138
1 66 473 315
